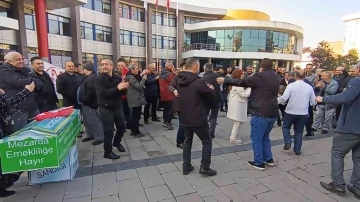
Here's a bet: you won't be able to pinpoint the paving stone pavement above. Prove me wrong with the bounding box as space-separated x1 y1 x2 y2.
5 137 358 202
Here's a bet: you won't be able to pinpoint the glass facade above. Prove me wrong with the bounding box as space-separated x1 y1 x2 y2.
184 16 212 24
152 13 176 27
186 29 297 54
120 30 145 47
81 0 111 14
152 35 176 50
48 14 71 36
118 3 145 22
80 22 112 43
27 48 72 68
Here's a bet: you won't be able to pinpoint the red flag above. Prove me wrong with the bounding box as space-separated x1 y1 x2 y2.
166 0 170 8
155 0 158 7
121 65 128 80
35 107 74 121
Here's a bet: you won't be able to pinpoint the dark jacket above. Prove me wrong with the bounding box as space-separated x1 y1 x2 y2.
159 68 175 101
280 77 288 87
168 75 180 112
333 73 350 94
201 72 222 106
224 69 280 118
56 72 81 109
144 73 159 98
125 73 147 108
30 70 58 110
95 73 124 110
75 73 86 84
0 63 37 112
174 71 216 127
323 77 360 134
79 72 98 109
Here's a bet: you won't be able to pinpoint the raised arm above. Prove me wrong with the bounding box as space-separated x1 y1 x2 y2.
224 74 259 88
128 76 146 90
323 79 360 105
95 77 121 98
0 89 31 108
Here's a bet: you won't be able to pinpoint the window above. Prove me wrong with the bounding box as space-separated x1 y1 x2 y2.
94 0 111 14
50 50 72 68
120 30 131 45
119 3 130 19
81 0 92 9
132 32 145 47
82 53 95 65
152 35 162 48
47 14 70 36
168 37 176 50
95 25 112 43
168 15 176 27
80 22 94 40
25 9 36 30
152 13 162 24
132 7 145 22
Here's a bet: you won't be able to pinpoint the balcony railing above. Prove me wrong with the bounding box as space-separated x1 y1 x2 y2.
183 43 299 55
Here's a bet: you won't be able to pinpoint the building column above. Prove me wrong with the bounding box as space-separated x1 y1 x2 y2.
70 6 82 64
145 5 153 66
176 11 184 68
239 59 243 69
111 0 120 62
286 61 290 71
11 0 28 62
34 0 49 62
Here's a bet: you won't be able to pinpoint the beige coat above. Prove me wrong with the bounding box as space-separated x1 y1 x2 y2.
227 87 251 122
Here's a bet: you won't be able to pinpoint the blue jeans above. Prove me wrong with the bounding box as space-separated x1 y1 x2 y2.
250 116 277 166
282 113 308 153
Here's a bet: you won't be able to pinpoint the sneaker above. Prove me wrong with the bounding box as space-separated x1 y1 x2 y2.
163 122 174 130
81 137 94 142
265 159 275 166
321 130 328 134
92 140 103 146
247 161 265 171
347 184 360 200
230 138 243 144
183 165 194 175
199 167 217 176
283 144 291 150
152 119 161 122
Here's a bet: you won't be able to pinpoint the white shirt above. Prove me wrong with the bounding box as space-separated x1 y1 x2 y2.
278 80 317 115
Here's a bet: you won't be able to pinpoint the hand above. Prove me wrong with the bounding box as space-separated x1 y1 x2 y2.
0 88 4 95
207 84 214 90
316 96 323 103
25 82 35 92
142 74 148 79
217 77 225 84
173 90 179 97
117 82 129 90
156 75 160 80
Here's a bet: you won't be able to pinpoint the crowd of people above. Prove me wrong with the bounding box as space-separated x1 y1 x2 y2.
0 51 359 200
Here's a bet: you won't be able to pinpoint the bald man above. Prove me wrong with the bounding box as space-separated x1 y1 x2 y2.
0 52 40 120
56 61 82 109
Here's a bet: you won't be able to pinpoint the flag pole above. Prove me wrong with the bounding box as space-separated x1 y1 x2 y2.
144 0 148 66
166 1 169 61
176 0 179 67
156 3 159 73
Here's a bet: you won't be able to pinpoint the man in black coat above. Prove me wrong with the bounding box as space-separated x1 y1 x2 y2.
56 61 81 109
144 64 160 124
0 52 40 120
79 63 104 146
30 56 58 113
217 58 280 171
201 63 221 139
175 58 217 177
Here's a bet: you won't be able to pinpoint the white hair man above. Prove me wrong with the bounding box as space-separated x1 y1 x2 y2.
0 52 40 120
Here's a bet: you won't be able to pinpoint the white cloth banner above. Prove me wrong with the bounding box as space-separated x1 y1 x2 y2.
43 61 65 99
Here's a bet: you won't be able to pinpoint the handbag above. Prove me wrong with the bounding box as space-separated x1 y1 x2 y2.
3 99 28 135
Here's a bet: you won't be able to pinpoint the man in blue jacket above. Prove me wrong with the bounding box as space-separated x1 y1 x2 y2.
318 63 360 200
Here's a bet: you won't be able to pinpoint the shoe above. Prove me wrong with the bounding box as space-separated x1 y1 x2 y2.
265 159 275 166
77 134 83 138
220 109 226 112
247 161 265 171
210 132 215 139
0 188 15 198
104 152 120 160
81 137 94 142
176 143 184 149
139 123 144 126
230 138 243 144
152 119 161 122
311 127 317 132
134 133 145 138
157 108 163 111
320 182 346 196
92 140 104 146
163 122 174 130
199 167 217 176
321 130 328 134
347 184 360 200
114 144 126 152
173 116 178 119
183 165 194 175
79 131 84 135
304 132 314 137
277 120 282 127
144 121 150 125
283 144 291 150
126 125 131 130
295 151 301 156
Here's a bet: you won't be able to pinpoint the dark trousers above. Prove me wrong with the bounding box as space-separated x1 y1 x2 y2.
282 113 309 153
331 133 360 189
162 101 174 123
183 124 212 170
130 106 142 134
206 105 220 135
144 97 158 121
335 105 342 121
220 91 228 110
99 107 126 154
122 99 131 127
305 106 314 134
177 112 185 144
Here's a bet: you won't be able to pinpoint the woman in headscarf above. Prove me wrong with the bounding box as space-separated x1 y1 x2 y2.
0 82 35 197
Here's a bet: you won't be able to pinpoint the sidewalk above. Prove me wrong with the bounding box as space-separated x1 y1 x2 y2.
5 136 356 202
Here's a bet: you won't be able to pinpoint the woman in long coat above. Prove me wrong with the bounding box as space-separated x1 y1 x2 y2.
0 82 34 197
227 69 251 144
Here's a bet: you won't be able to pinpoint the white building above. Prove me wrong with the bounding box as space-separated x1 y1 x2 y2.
342 12 360 55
